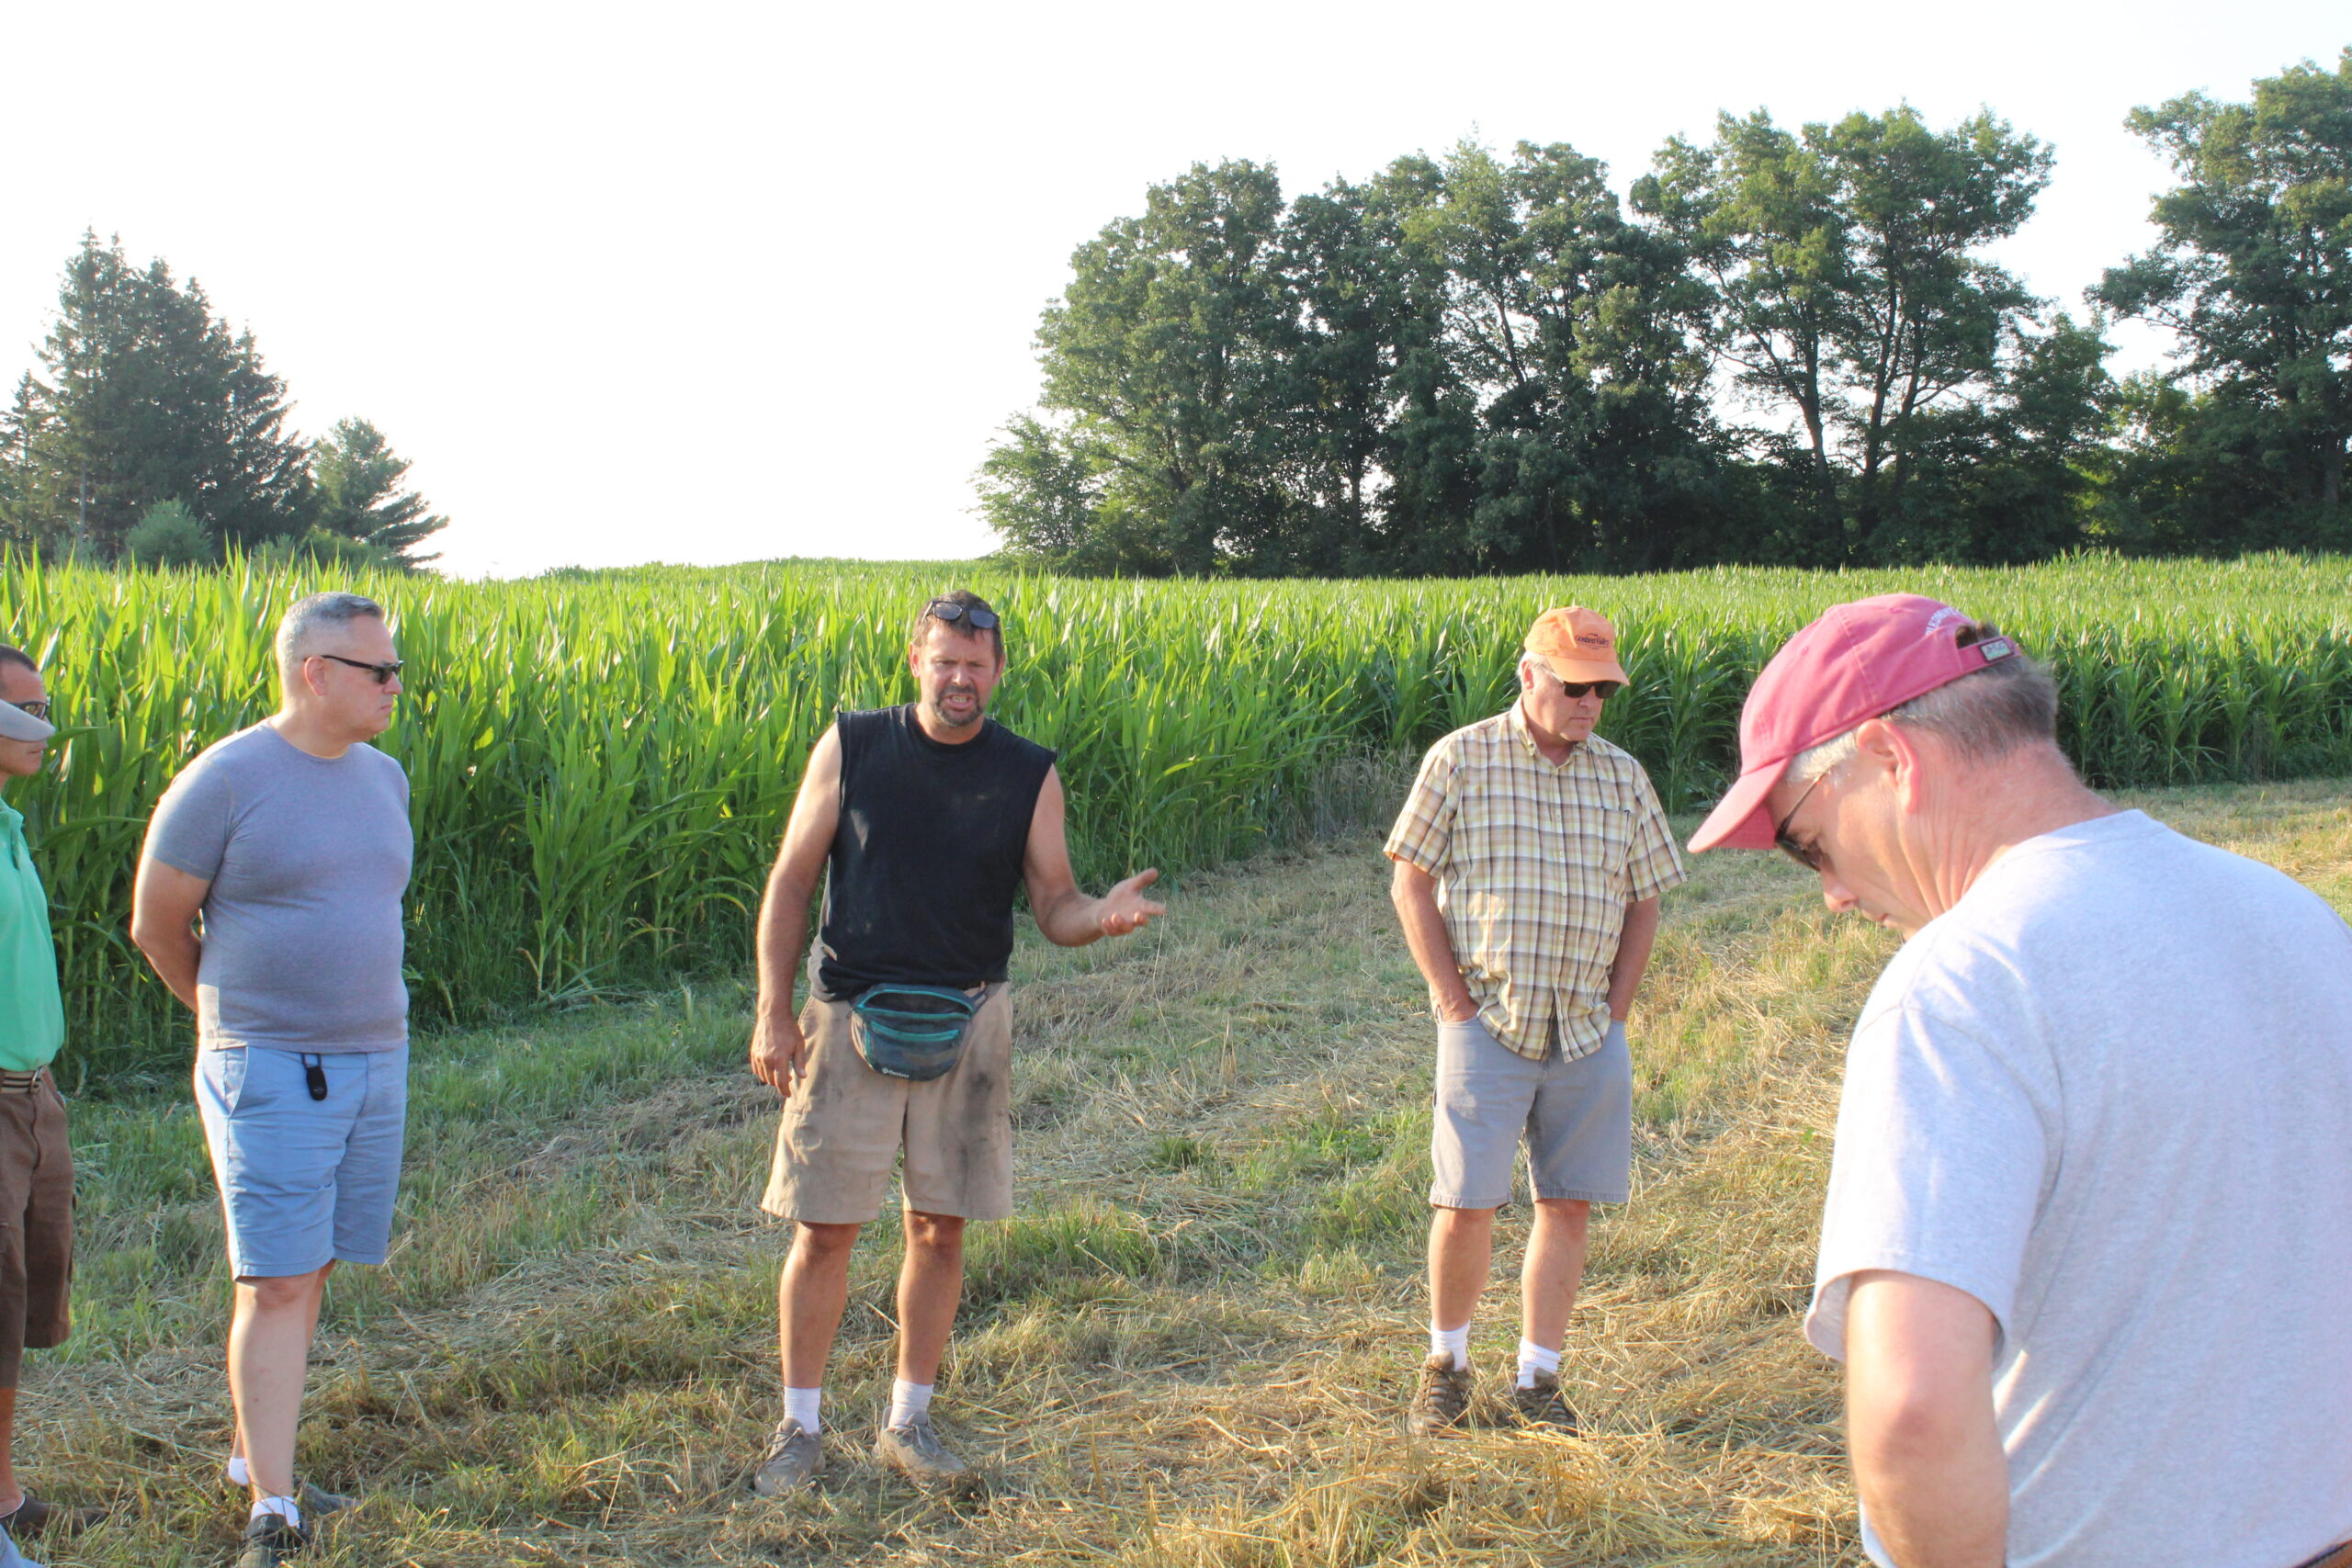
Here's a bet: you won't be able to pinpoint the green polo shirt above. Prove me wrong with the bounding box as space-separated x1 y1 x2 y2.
0 802 63 1073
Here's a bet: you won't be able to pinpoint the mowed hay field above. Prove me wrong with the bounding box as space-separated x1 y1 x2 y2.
27 777 2352 1567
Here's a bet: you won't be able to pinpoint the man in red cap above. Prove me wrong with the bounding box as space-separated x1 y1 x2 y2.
1690 593 2352 1568
1385 606 1683 1438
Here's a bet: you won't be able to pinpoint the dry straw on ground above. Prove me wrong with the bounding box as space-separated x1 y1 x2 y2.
28 779 2352 1565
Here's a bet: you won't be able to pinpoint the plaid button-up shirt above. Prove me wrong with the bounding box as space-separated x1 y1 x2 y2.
1385 705 1685 1062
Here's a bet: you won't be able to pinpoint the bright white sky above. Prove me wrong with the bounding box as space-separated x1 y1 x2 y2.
3 2 2344 578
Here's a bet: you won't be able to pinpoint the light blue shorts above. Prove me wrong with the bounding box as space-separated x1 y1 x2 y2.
195 1045 409 1280
1430 1017 1631 1209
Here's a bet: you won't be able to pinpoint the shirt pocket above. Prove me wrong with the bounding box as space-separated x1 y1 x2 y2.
1561 800 1636 887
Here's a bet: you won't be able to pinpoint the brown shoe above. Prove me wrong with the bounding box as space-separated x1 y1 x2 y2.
0 1490 107 1540
1405 1353 1473 1437
1512 1371 1579 1433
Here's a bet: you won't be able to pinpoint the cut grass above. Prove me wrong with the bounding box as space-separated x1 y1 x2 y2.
19 776 2352 1564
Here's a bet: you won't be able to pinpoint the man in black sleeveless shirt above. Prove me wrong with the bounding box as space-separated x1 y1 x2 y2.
746 590 1166 1495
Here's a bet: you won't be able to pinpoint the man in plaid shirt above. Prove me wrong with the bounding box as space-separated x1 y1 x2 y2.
1385 605 1684 1435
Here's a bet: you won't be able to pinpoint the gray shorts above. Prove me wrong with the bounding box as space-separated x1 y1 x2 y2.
1430 1016 1631 1209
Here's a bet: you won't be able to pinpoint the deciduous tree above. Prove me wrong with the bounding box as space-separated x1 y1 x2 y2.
2095 48 2352 527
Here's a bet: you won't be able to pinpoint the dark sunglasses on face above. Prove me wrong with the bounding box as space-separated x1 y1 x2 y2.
924 600 1000 631
315 653 404 686
1775 768 1829 873
9 701 47 722
1555 677 1622 699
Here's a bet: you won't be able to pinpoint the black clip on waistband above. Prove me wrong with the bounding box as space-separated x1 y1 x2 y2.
301 1054 328 1101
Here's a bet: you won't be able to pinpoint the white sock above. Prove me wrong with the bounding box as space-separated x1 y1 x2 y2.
251 1495 302 1531
1516 1338 1562 1389
225 1455 251 1488
887 1378 933 1428
784 1386 821 1436
1429 1321 1471 1371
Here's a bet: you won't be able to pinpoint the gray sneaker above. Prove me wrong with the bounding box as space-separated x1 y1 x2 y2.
751 1418 825 1496
296 1479 357 1521
1405 1353 1474 1438
1512 1371 1579 1433
873 1416 969 1486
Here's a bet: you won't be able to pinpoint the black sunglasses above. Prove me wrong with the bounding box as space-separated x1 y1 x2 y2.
923 600 1000 631
1774 768 1829 873
1559 679 1622 699
8 700 48 722
315 653 404 686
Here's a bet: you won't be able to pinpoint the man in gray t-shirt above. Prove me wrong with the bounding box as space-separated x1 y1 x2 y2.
132 592 413 1568
1689 593 2352 1568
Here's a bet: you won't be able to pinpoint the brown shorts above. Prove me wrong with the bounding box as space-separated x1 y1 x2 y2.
761 983 1014 1225
0 1072 74 1387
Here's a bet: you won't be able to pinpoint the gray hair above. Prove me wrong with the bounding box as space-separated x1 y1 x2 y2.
275 592 387 677
1788 622 2063 784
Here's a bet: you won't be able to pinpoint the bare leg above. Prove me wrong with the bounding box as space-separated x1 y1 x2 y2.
233 1259 337 1475
1428 1204 1499 1333
777 1222 862 1390
894 1212 967 1386
1521 1199 1591 1351
230 1267 332 1502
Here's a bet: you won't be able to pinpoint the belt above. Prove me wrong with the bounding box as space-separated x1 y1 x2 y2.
0 1067 48 1093
2294 1543 2352 1568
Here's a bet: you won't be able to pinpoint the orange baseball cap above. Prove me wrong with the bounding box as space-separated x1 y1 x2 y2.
1524 606 1631 686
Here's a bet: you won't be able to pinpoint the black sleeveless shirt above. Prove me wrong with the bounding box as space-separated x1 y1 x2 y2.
816 705 1058 997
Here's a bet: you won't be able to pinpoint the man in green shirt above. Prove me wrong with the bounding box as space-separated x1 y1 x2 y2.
0 644 100 1560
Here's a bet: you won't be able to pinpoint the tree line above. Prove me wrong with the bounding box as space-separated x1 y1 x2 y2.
0 234 447 570
979 51 2352 576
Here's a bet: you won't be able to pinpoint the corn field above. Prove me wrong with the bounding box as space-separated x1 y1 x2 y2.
4 551 2348 1085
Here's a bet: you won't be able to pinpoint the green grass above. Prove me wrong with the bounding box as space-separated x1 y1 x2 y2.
17 773 2348 1564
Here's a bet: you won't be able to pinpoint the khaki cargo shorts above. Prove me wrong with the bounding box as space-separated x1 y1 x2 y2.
761 982 1014 1224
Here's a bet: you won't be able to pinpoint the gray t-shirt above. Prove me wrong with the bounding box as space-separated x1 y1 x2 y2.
143 723 413 1052
1807 811 2352 1568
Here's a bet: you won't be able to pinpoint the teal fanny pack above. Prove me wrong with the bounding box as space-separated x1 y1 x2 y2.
850 984 982 1082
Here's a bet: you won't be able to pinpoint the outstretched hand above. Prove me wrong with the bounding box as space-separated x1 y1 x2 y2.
1097 868 1166 937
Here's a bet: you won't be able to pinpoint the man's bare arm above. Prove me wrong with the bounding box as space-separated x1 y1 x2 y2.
130 857 210 1011
748 727 843 1096
1845 1269 2007 1568
1604 896 1660 1021
1389 858 1476 1023
1023 768 1164 947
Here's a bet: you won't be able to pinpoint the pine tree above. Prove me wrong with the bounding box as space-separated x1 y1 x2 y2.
310 417 447 565
0 234 310 558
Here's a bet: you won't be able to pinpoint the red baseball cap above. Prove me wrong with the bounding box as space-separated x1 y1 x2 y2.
1687 593 2020 852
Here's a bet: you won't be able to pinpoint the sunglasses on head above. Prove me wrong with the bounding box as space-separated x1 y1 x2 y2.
315 653 404 686
923 600 1000 631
